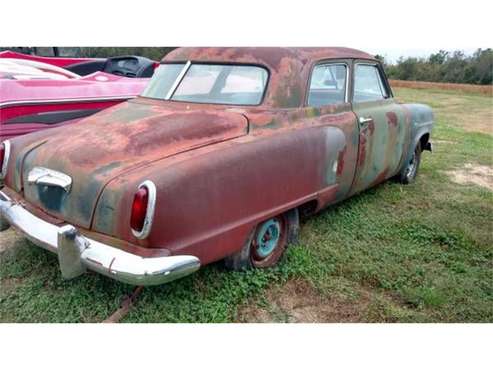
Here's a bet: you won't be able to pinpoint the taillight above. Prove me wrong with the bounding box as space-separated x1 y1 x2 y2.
130 181 156 239
130 186 149 232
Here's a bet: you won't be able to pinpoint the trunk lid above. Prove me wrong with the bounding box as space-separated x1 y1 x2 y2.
20 100 248 228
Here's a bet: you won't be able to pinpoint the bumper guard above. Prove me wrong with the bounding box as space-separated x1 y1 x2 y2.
0 190 200 286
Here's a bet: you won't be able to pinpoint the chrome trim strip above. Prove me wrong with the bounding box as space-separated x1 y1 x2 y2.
0 140 11 179
0 191 200 286
165 60 191 100
131 180 157 239
0 95 137 109
27 167 72 192
344 63 350 103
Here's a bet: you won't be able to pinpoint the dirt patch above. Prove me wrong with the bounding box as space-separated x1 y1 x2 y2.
237 279 372 323
446 163 493 191
0 229 23 253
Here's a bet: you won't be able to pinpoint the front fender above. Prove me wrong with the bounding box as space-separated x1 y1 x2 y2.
402 103 434 167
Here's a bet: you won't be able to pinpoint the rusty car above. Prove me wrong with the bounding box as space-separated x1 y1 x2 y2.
0 47 433 286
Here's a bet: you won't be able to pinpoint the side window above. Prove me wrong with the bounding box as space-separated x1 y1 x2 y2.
307 64 347 107
353 64 388 103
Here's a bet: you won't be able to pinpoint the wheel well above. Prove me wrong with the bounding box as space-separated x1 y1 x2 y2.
298 199 318 218
419 133 430 151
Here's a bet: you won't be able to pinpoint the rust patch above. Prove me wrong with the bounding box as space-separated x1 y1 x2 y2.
357 133 367 168
103 286 144 323
368 120 375 135
336 147 346 175
370 168 389 187
386 111 398 127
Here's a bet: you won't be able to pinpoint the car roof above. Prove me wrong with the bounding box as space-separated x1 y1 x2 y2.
164 47 375 65
163 47 377 108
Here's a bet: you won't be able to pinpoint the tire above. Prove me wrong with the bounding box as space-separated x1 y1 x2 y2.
224 208 299 271
397 141 422 184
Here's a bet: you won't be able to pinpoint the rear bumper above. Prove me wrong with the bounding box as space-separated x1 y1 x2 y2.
0 190 200 286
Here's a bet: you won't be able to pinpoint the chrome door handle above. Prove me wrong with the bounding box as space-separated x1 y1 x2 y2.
359 116 373 125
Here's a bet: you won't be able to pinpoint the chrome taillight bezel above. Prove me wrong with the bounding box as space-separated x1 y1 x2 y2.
131 180 157 240
0 140 11 180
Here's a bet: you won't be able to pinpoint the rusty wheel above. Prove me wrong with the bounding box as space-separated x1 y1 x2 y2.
224 208 299 271
250 215 288 268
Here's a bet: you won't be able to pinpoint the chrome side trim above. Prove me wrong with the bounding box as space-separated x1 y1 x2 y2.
0 140 10 179
27 166 72 192
0 95 137 109
165 60 191 100
0 191 200 286
131 180 157 239
344 63 350 103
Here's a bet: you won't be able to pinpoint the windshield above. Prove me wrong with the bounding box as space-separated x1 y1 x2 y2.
141 62 268 105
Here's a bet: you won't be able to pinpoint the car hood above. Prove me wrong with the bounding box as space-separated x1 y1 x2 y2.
18 100 248 228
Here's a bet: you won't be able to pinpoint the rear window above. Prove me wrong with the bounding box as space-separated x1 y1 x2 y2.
142 63 268 105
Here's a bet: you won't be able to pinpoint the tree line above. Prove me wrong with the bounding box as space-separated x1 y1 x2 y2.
377 49 492 85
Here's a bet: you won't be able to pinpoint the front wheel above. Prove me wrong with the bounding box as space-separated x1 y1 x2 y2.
397 141 422 184
224 208 299 271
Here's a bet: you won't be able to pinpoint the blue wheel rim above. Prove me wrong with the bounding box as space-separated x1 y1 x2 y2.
255 219 281 259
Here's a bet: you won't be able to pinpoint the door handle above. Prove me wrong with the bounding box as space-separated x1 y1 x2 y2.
359 116 373 125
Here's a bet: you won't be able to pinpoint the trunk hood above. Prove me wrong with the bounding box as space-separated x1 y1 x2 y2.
20 100 248 228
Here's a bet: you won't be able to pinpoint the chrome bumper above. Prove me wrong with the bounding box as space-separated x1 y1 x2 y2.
0 191 200 286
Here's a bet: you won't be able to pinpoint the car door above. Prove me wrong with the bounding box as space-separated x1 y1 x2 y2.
305 60 360 204
349 61 409 195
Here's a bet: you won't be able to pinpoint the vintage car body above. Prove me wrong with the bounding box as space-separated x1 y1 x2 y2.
0 55 157 140
0 47 433 285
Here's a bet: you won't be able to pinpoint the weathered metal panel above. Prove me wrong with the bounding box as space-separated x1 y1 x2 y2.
93 110 355 264
349 98 410 194
13 101 248 228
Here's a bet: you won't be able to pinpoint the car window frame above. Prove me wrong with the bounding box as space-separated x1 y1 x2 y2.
151 61 271 107
351 61 393 103
304 60 350 107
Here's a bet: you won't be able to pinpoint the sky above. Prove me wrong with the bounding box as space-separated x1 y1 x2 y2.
366 48 480 64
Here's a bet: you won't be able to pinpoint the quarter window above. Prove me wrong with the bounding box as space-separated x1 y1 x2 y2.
353 64 388 103
307 64 347 107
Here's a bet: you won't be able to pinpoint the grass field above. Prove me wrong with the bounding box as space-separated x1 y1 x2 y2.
1 87 492 323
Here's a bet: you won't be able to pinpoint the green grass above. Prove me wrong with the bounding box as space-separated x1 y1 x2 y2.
1 87 492 322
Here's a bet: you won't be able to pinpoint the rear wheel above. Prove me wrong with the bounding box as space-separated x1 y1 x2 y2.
397 141 421 184
224 208 299 271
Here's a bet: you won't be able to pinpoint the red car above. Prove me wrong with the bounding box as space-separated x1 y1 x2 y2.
0 47 433 286
0 51 157 140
